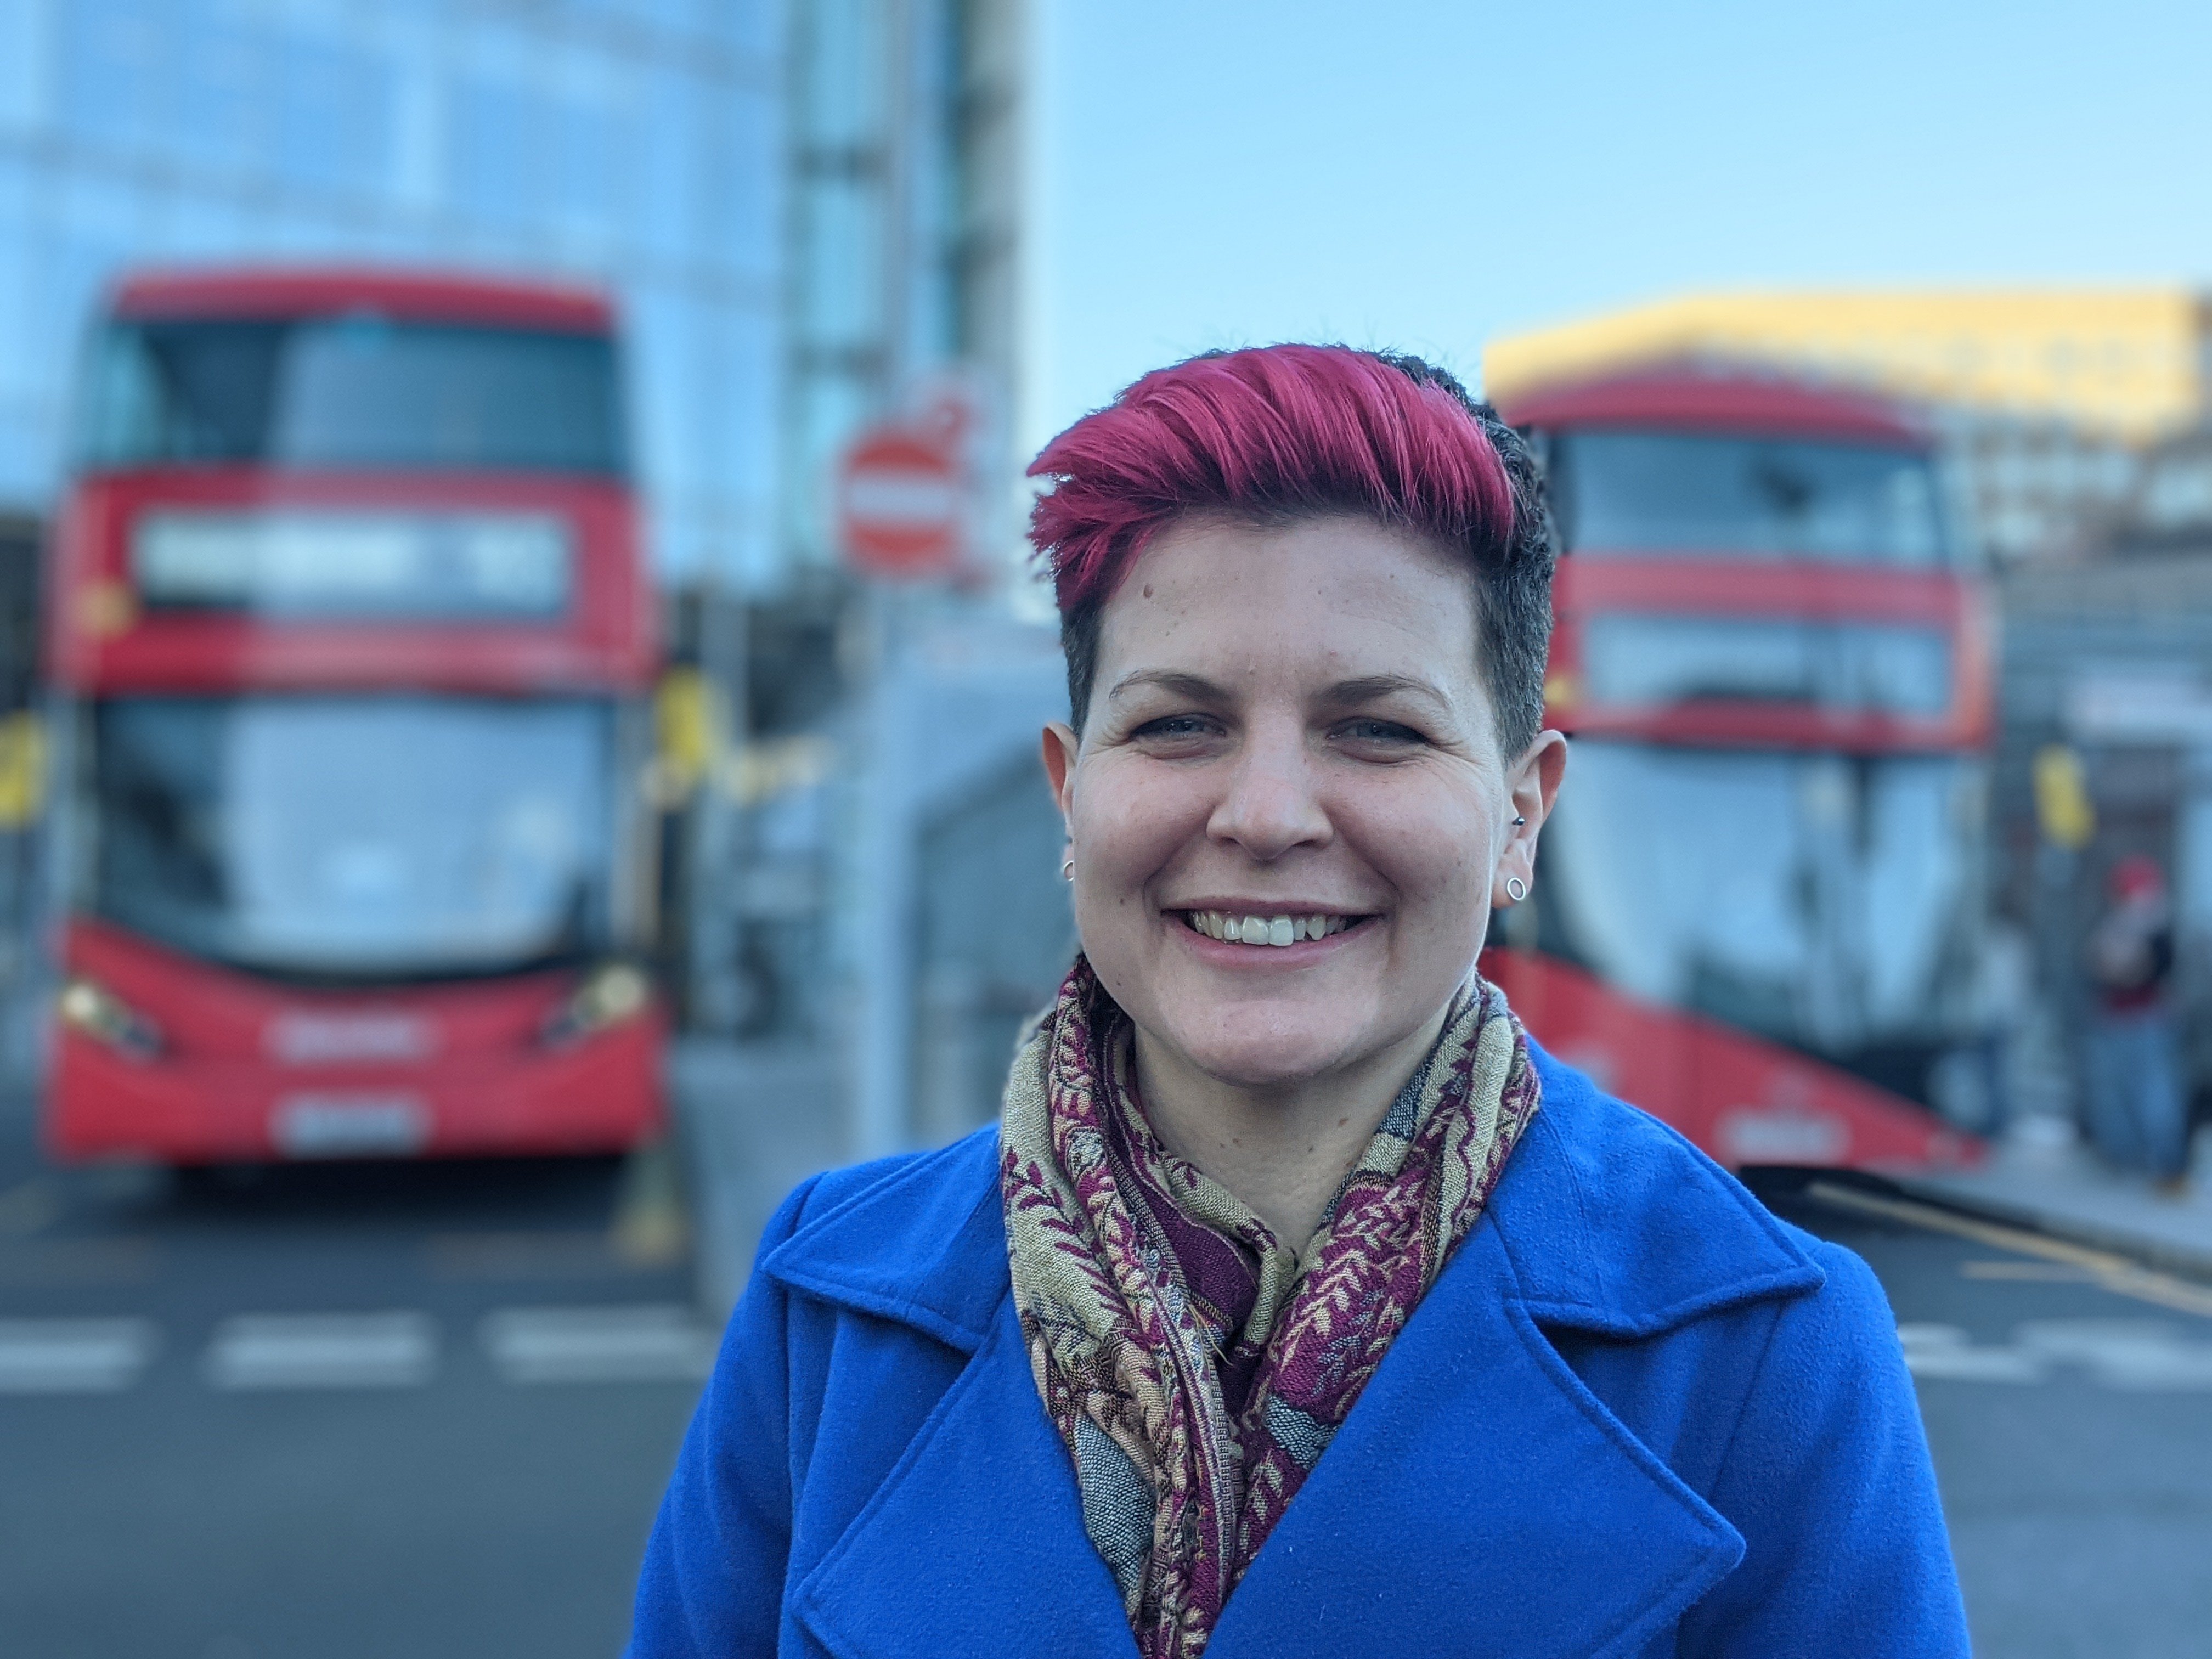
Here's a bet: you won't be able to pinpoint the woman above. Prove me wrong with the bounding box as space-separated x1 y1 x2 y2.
630 346 1968 1657
2085 855 2186 1193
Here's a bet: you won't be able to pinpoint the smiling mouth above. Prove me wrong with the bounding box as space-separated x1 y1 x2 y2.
1180 910 1367 949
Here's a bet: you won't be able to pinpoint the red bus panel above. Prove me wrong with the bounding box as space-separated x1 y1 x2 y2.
1484 947 1977 1171
52 921 663 1163
50 471 653 695
1547 557 1994 752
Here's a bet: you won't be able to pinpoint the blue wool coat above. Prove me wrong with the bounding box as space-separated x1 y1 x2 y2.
629 1046 1970 1658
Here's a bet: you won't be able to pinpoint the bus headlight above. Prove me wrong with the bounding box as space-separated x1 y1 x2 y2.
543 963 651 1046
58 976 163 1060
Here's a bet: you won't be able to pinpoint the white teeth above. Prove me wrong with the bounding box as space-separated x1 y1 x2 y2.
1184 910 1353 947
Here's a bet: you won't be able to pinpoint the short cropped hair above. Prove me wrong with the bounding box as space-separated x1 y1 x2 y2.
1026 345 1556 758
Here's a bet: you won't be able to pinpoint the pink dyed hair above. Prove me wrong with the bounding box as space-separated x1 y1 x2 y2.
1030 345 1515 614
1026 345 1554 751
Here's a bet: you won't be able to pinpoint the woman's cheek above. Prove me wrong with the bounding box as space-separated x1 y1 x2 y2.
1083 760 1204 877
1345 780 1493 901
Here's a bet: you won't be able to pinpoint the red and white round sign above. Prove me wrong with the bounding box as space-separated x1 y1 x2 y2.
836 425 965 578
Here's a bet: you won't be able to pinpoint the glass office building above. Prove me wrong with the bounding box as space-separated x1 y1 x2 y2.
0 0 788 584
0 0 1022 585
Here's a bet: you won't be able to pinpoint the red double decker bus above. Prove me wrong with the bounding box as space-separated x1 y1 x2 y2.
1486 368 1987 1169
46 267 663 1166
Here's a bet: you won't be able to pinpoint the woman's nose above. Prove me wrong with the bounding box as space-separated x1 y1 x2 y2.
1206 730 1331 862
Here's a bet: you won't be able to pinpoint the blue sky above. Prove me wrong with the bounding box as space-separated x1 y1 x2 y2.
1032 0 2212 444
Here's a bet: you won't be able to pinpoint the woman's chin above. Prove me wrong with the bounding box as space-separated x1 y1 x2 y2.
1164 1020 1375 1092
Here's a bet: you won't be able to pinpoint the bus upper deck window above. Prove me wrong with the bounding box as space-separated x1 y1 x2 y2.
1555 428 1952 567
76 318 625 477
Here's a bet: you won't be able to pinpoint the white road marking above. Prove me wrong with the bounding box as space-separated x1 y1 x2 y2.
1897 1323 2046 1383
481 1305 718 1384
0 1318 159 1393
2015 1320 2212 1391
202 1312 437 1390
1901 1318 2212 1390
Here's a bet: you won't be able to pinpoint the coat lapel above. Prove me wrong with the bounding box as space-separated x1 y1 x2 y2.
792 1290 1138 1658
1206 1222 1746 1659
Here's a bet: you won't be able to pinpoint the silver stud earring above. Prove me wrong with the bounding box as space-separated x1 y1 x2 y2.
1505 875 1528 903
1513 815 1527 827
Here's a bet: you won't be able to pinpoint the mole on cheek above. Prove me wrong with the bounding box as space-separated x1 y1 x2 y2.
1142 584 1155 599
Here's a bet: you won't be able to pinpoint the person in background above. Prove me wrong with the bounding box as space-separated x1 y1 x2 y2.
2084 855 2187 1197
1968 915 2033 1139
627 345 1967 1657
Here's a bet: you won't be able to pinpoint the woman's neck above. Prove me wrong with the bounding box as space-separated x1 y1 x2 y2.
1130 1005 1453 1252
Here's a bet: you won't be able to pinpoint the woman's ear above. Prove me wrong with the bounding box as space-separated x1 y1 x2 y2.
1041 722 1080 826
1492 729 1568 907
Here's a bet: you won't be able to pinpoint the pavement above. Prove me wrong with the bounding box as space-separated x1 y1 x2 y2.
1895 1117 2212 1283
667 1037 847 1317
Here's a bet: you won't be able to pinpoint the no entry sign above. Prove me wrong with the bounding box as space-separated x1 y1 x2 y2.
837 422 966 578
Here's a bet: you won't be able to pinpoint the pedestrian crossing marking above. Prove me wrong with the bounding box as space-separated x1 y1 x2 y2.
481 1304 718 1384
2017 1319 2212 1390
1897 1323 2046 1383
0 1305 722 1395
203 1312 438 1391
0 1317 159 1393
1901 1318 2212 1390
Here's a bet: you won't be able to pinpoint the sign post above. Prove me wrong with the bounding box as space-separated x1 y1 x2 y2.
836 397 973 581
833 385 995 1156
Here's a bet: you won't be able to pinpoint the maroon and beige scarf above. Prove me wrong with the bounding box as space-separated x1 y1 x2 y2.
998 958 1541 1658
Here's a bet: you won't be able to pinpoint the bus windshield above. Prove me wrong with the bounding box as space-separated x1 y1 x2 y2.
85 695 615 979
1554 429 1950 566
77 318 624 475
1539 743 1983 1064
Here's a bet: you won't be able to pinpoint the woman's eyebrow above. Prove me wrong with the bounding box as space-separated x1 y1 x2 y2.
1106 669 1226 703
1321 673 1454 713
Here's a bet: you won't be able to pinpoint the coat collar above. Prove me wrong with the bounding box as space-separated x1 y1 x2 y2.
763 1131 1007 1355
763 1041 1825 1348
1486 1043 1827 1334
764 1045 1826 1657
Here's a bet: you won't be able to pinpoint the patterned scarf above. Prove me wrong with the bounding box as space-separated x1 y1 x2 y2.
1000 957 1542 1658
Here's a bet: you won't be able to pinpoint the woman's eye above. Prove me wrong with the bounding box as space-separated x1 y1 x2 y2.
1132 714 1222 742
1337 718 1424 747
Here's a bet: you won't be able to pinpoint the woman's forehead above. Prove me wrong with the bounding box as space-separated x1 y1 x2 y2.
1098 515 1483 684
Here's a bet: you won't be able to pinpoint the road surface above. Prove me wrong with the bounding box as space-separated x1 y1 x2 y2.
0 1104 702 1659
